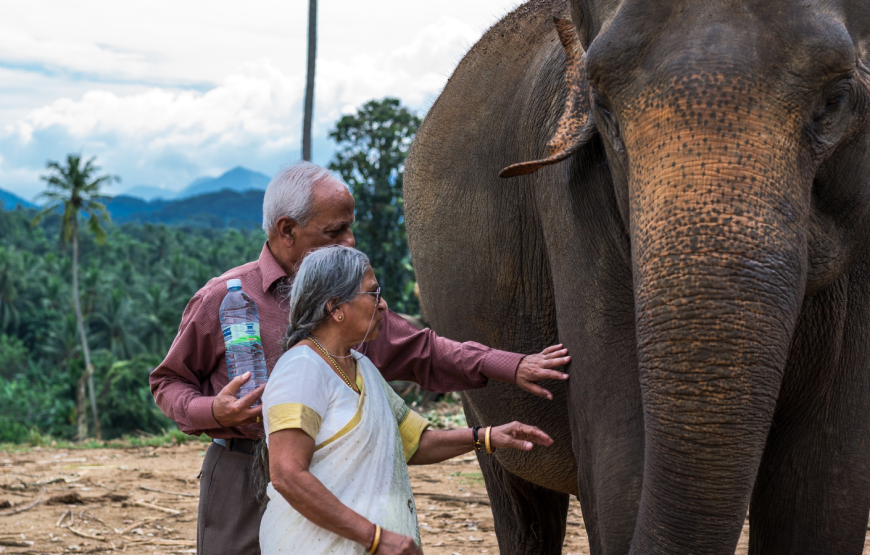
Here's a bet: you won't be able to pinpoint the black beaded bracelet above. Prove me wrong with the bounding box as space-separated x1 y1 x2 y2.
472 425 485 453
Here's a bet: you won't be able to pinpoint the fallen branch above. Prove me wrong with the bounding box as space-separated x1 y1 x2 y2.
30 476 70 486
68 526 108 543
57 509 72 527
37 457 88 465
134 499 182 514
2 491 32 498
0 539 35 547
81 547 118 554
117 511 183 534
413 492 490 506
139 485 197 498
0 486 45 516
79 509 107 525
122 537 195 546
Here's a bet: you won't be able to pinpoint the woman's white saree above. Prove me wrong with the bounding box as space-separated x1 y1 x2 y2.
260 346 429 555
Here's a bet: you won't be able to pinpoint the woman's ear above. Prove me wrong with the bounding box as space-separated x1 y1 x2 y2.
325 299 345 323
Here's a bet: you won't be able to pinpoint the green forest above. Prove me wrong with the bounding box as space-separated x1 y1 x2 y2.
0 98 420 444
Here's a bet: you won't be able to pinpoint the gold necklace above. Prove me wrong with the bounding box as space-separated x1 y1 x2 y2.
310 337 359 393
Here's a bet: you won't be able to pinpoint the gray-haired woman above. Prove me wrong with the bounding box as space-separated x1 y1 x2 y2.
259 246 553 555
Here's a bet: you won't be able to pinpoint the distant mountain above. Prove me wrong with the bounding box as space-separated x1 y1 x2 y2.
0 188 34 210
120 185 177 201
118 167 271 202
176 167 271 199
105 195 168 221
106 189 264 229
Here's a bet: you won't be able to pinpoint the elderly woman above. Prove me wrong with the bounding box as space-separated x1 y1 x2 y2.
260 246 553 555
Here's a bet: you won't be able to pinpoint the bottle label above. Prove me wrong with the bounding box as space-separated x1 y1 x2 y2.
222 322 261 347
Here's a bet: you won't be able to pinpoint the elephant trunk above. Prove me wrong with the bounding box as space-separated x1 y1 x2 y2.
624 86 809 553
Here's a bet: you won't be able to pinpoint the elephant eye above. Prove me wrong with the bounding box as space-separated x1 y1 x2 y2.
818 91 849 118
594 100 621 140
596 104 618 133
809 79 854 151
591 90 625 154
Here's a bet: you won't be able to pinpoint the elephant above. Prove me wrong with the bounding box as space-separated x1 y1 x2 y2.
403 0 870 553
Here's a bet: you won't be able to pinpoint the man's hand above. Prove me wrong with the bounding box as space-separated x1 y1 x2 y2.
212 372 266 427
515 344 570 400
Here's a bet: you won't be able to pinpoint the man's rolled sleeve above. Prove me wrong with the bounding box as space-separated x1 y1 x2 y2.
479 348 525 384
186 394 221 431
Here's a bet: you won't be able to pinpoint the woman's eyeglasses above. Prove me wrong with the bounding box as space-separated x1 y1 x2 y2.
358 287 381 305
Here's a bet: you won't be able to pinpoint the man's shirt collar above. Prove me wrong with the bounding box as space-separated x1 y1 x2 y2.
258 242 289 293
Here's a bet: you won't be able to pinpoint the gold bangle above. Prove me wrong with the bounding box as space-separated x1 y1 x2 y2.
368 524 381 554
485 426 494 454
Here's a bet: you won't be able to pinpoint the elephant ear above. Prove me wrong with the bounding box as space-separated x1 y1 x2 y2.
499 17 596 179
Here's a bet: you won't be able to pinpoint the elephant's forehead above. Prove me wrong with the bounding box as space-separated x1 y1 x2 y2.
616 69 801 135
585 0 856 98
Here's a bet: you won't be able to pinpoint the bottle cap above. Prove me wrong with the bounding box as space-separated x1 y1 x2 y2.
226 279 242 290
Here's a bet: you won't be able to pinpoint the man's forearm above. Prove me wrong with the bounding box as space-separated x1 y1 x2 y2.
367 310 524 392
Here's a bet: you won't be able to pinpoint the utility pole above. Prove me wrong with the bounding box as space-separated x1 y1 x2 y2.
302 0 317 161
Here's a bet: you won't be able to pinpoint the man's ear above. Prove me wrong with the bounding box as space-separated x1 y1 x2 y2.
274 216 299 247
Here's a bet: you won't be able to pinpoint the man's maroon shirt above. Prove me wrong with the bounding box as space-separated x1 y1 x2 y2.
150 243 524 440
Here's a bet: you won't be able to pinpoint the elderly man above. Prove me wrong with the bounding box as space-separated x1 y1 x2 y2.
150 161 570 555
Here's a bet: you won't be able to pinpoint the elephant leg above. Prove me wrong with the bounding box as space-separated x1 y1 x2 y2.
476 449 570 555
749 275 870 554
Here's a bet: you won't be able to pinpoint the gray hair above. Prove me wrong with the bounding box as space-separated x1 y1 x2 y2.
282 245 371 351
262 162 349 234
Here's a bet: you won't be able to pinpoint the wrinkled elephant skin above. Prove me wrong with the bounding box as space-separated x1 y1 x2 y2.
405 0 870 554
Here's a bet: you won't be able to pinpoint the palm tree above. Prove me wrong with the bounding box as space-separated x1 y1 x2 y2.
32 154 117 439
0 247 22 331
139 283 173 356
302 0 317 161
94 288 143 360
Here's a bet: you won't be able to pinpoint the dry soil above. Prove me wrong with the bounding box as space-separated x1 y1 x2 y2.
0 442 865 554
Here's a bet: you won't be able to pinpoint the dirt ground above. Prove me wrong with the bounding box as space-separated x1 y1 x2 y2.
0 441 865 554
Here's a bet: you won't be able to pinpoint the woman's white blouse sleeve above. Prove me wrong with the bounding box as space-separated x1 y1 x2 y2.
263 350 330 440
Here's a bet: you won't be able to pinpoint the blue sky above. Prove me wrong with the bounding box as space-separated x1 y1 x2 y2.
0 0 520 201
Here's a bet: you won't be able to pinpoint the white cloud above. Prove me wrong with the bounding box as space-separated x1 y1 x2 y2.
0 0 521 199
15 60 299 143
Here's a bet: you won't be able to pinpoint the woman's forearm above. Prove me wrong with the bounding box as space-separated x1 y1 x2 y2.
408 428 475 465
272 469 374 548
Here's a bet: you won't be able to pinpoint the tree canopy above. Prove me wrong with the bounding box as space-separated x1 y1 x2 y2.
329 97 422 314
0 99 424 443
0 208 264 442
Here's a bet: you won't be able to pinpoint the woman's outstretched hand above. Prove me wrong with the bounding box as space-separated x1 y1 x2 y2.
490 421 553 451
375 529 422 555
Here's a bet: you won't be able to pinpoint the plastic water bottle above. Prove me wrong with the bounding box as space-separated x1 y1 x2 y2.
219 279 268 406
